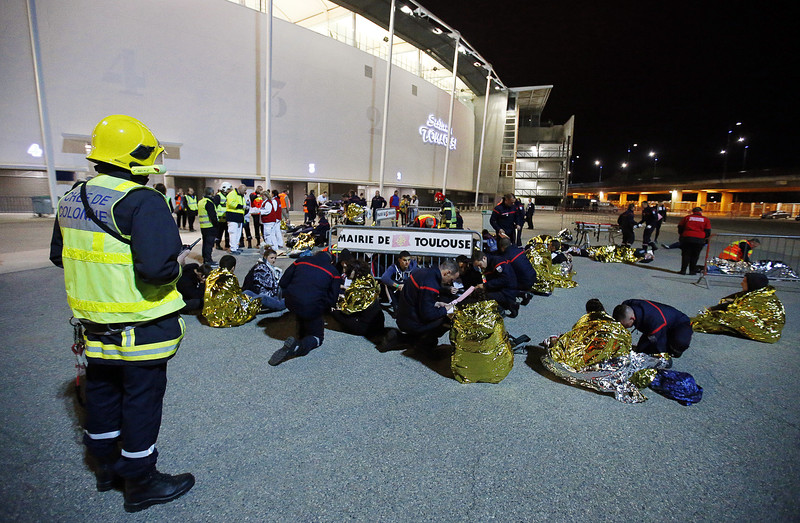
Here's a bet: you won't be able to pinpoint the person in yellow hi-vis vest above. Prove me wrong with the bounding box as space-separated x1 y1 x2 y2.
49 115 194 513
184 187 198 232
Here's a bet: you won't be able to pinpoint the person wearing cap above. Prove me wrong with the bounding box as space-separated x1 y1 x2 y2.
677 206 711 275
435 191 457 229
719 238 761 263
49 115 194 512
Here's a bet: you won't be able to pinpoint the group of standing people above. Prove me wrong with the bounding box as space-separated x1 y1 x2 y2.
369 190 420 225
616 201 668 249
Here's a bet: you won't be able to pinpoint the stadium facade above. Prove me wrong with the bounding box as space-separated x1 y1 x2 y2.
1 0 574 208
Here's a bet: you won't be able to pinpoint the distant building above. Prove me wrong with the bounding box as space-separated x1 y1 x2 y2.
1 0 574 210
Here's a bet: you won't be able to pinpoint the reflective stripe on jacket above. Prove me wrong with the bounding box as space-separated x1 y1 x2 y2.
57 175 184 338
198 197 214 228
185 194 198 211
720 240 752 261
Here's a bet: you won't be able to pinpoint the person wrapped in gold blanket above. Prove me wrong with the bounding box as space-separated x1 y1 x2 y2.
691 273 785 343
202 255 261 327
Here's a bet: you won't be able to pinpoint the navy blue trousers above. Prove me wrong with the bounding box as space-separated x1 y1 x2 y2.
83 362 167 479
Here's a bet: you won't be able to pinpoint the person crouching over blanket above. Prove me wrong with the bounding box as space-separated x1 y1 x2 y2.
542 299 701 404
691 272 785 343
612 299 692 358
202 255 261 327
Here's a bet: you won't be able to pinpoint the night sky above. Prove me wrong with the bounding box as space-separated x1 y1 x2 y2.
415 0 795 183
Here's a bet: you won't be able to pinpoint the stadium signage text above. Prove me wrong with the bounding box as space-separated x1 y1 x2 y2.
419 114 457 150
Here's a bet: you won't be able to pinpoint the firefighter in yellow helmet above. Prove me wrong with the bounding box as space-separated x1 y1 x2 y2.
49 115 194 512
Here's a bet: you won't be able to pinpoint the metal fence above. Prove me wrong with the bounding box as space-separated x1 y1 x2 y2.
0 196 35 213
704 233 800 282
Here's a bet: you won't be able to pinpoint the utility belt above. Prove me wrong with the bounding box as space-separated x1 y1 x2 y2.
77 317 159 336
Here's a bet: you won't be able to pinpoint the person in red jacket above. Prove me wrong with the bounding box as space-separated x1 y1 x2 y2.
677 206 711 275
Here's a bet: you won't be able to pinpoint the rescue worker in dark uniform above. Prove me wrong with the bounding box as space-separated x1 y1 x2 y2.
490 194 519 245
617 203 637 246
638 202 659 250
434 191 457 229
269 250 341 365
513 198 526 246
612 299 693 357
525 199 535 230
472 251 519 317
49 115 194 512
394 260 459 351
197 187 219 265
497 237 537 306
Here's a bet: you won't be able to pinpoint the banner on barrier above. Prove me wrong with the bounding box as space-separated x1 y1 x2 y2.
374 208 396 222
335 226 475 256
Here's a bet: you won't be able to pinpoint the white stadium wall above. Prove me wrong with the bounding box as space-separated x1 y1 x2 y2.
1 0 478 192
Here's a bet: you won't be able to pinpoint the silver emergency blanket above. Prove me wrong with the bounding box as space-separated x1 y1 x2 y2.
541 351 671 404
707 257 799 280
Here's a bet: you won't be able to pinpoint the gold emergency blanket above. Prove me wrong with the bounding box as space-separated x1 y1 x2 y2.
691 286 785 343
449 301 513 384
528 234 554 249
540 311 673 403
525 241 578 293
202 268 261 328
337 276 379 314
291 232 315 253
548 311 632 370
587 245 644 263
346 204 365 224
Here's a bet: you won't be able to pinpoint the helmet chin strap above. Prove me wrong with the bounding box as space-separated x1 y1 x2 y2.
130 164 166 176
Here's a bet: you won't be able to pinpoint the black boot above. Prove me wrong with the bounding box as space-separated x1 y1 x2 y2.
123 470 195 513
91 455 121 492
247 238 252 249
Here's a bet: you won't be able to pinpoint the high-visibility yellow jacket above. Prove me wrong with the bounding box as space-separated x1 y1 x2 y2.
198 197 214 228
185 194 198 211
216 192 227 219
57 175 185 361
226 191 245 215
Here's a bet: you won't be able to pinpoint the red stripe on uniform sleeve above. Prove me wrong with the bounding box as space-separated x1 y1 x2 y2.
643 300 667 335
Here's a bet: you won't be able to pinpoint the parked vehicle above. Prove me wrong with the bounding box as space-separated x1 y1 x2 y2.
761 210 792 219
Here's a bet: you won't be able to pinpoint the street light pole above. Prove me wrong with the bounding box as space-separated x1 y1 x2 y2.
595 160 602 182
648 151 657 177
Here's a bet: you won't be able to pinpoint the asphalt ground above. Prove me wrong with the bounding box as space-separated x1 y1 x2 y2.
0 211 798 521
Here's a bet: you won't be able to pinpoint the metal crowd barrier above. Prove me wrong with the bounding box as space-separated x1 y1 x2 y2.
573 221 621 247
327 225 481 277
704 232 800 282
0 196 35 213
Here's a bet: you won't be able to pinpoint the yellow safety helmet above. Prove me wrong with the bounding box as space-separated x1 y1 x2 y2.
86 115 164 170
